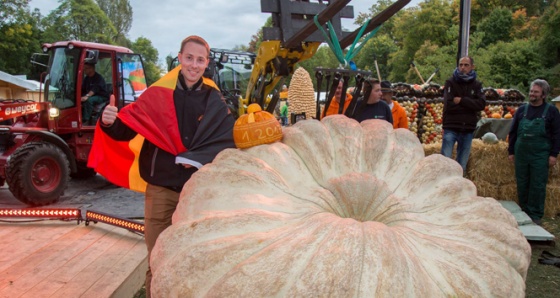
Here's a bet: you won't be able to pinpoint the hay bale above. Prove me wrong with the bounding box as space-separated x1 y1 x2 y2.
499 183 518 203
423 139 560 217
471 179 500 199
467 140 515 184
545 185 560 217
422 142 441 157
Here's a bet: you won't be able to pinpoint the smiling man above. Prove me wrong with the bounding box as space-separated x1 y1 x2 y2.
91 35 235 297
508 79 560 226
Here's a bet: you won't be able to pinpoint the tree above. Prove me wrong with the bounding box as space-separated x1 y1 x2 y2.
95 0 132 45
41 0 116 44
248 17 273 53
388 0 455 82
354 34 399 81
0 0 42 76
476 38 544 90
539 0 560 67
131 36 163 85
477 8 513 46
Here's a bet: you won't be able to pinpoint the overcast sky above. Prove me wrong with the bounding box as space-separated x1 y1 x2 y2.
30 0 420 63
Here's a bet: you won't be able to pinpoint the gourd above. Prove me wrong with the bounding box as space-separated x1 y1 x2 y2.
491 112 502 119
504 113 513 119
288 67 317 121
233 103 282 149
151 116 531 297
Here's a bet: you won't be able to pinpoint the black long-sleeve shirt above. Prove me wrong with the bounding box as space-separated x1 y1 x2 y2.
82 72 109 98
352 101 393 124
442 78 486 132
508 103 560 157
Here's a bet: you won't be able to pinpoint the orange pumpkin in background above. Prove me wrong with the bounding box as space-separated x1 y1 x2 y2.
504 113 513 119
491 112 502 119
233 103 283 149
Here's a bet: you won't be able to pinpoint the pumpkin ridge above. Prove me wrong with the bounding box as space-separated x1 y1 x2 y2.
204 213 343 296
153 116 531 297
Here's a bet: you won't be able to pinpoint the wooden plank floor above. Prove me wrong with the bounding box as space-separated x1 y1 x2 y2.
0 220 147 298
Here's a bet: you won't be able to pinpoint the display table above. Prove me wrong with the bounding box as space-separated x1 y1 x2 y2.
474 118 513 141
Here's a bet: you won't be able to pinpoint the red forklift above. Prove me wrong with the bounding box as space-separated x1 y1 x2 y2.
0 41 146 206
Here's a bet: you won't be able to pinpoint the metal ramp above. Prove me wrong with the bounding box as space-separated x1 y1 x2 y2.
499 200 555 245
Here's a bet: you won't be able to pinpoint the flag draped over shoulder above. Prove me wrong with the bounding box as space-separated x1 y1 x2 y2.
87 66 221 192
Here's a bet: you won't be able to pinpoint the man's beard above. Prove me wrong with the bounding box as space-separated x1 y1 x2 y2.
529 96 541 104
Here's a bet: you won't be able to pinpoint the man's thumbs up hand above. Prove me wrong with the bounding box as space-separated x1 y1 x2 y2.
109 94 116 107
101 95 118 126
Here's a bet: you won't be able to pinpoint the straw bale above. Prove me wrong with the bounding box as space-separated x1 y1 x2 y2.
499 183 518 203
471 179 500 199
548 163 560 184
545 185 560 217
422 142 441 157
421 139 560 217
467 140 515 184
495 183 559 217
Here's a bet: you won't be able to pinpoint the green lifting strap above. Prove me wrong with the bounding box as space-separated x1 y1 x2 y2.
313 15 381 68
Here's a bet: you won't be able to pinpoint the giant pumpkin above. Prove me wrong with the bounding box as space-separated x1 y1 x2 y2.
151 115 531 297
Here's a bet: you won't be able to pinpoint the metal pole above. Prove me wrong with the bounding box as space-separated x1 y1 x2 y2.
457 0 471 63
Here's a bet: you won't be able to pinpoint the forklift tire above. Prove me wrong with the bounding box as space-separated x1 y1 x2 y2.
70 162 97 179
6 142 70 206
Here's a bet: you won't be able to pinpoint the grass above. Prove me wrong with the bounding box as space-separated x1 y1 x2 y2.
133 216 560 298
525 215 560 298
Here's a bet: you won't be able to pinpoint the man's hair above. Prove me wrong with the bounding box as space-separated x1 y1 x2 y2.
460 56 474 65
180 35 210 56
366 78 380 87
531 79 550 98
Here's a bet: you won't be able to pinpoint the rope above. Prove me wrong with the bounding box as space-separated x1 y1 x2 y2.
314 15 381 68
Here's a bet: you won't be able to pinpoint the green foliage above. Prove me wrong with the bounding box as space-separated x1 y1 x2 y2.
539 0 560 67
0 0 42 76
42 0 116 44
476 38 544 90
477 8 513 46
354 34 398 80
95 0 132 45
131 37 163 85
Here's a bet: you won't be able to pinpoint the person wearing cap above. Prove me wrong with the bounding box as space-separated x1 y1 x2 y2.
381 80 408 129
81 62 109 124
323 80 353 117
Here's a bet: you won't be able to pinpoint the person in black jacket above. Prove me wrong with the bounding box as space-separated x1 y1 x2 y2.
81 62 109 124
351 79 393 124
99 35 235 297
508 79 560 225
440 56 486 174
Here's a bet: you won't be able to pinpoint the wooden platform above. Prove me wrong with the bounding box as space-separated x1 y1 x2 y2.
0 220 147 298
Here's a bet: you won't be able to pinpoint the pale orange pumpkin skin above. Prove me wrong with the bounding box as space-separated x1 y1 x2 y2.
233 103 282 149
491 112 502 119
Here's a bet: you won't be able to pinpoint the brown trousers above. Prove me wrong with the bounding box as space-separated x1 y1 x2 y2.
144 184 180 298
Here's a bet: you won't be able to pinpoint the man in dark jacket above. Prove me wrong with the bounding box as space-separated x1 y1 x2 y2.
350 79 393 124
81 62 109 124
98 35 235 297
441 56 486 174
508 79 560 225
